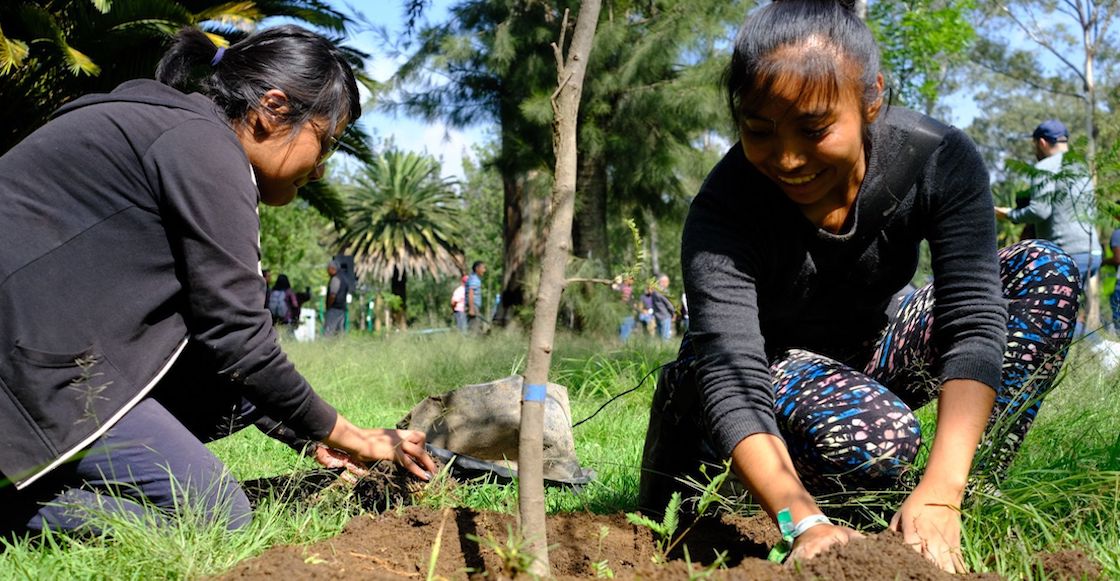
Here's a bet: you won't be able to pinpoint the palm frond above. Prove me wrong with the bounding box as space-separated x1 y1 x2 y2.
64 45 100 76
89 0 113 13
17 3 100 76
98 0 193 29
203 31 230 48
253 0 348 33
194 2 262 31
108 19 188 36
297 179 347 224
339 124 375 165
0 26 30 75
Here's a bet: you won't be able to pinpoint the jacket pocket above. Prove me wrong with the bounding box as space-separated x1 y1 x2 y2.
8 343 123 435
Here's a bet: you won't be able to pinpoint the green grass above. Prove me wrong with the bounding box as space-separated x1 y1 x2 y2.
2 331 1118 579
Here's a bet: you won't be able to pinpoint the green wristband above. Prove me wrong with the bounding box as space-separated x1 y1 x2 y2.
766 508 796 563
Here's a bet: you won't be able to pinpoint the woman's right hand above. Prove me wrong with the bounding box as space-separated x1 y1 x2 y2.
788 523 863 563
324 415 437 481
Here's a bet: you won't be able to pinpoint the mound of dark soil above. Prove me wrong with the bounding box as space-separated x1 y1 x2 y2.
219 505 992 580
219 470 1099 580
1038 550 1103 580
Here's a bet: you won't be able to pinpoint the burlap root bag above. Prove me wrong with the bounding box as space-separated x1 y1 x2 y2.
398 375 592 484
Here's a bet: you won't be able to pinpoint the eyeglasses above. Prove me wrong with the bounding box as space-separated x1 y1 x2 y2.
318 134 341 165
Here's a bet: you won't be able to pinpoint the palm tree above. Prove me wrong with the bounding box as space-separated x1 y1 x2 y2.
338 150 464 328
389 0 562 326
0 0 369 221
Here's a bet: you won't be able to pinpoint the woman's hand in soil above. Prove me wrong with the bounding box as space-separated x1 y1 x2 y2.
890 483 967 574
312 445 370 483
788 523 863 563
893 378 988 573
325 415 437 480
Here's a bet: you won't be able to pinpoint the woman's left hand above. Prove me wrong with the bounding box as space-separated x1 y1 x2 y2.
890 482 968 574
313 445 370 483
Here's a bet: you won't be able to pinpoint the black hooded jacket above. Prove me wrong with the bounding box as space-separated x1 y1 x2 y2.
682 107 1008 458
0 79 337 489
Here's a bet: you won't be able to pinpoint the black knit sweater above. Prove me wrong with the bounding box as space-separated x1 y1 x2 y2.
681 107 1008 458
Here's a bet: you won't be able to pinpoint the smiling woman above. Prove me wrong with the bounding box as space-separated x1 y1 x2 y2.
638 0 1080 575
0 25 434 537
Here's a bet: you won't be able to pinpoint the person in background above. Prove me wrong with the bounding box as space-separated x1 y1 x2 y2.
268 274 300 326
262 269 272 309
613 275 638 342
638 284 656 336
995 119 1099 334
451 275 468 334
1105 227 1120 331
651 274 675 341
0 25 435 537
466 260 486 333
323 259 349 336
640 0 1077 573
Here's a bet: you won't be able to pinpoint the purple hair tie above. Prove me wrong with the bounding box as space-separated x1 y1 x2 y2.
210 47 226 67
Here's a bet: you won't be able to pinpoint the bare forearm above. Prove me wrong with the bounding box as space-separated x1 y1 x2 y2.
922 378 995 499
730 433 820 524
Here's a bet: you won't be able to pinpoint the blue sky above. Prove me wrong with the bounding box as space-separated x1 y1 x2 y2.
333 0 487 180
330 1 991 179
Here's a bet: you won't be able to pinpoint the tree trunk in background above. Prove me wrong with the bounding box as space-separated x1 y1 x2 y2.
520 1 602 577
495 173 529 326
1084 42 1101 331
573 152 610 270
391 268 408 330
645 208 661 275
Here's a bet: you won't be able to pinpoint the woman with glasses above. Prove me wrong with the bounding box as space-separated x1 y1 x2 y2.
0 25 435 536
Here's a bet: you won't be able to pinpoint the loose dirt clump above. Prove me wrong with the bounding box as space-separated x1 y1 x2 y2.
1038 550 1103 580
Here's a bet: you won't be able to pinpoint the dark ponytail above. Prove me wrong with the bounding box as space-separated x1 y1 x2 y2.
726 0 880 127
155 25 360 138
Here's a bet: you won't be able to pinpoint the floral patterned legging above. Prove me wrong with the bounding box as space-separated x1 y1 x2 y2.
771 239 1079 492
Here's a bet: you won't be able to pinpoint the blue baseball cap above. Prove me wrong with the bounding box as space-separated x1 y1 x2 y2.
1032 119 1069 143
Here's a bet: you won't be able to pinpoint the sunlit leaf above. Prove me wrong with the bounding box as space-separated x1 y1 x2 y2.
204 31 230 48
64 46 100 76
195 2 262 31
0 27 30 75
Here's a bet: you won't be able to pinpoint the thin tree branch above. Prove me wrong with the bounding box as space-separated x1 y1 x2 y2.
565 277 614 285
995 2 1088 86
1098 0 1120 41
551 71 574 104
553 8 569 72
971 59 1088 100
1056 0 1084 25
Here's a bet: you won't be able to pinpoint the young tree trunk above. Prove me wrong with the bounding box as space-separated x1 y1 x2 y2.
519 1 602 577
